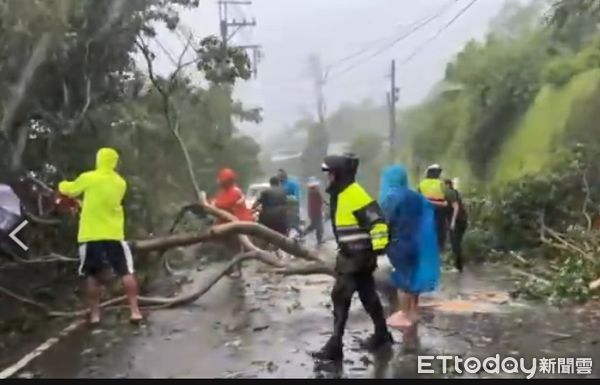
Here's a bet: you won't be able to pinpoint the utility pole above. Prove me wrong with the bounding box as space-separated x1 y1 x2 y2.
218 0 262 78
215 0 261 141
304 54 330 185
309 55 327 124
387 59 399 162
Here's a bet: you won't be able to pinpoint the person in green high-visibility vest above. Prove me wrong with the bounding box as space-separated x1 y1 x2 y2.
418 164 450 250
312 153 393 362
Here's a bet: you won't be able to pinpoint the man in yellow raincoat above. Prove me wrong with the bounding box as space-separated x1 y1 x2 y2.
59 147 142 325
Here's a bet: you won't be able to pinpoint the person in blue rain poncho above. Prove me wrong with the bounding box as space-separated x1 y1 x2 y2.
379 164 440 330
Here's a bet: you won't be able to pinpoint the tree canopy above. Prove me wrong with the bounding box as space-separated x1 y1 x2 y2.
0 0 263 239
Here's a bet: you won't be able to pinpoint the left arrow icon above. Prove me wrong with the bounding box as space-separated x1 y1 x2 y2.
9 220 29 251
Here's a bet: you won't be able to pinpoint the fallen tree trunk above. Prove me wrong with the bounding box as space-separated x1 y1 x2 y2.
197 201 259 252
133 221 324 264
1 247 334 318
0 203 336 319
140 251 288 310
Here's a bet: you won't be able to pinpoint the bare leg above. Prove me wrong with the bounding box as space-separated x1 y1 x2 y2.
85 276 102 324
406 294 420 325
386 290 412 329
399 291 411 320
121 274 143 320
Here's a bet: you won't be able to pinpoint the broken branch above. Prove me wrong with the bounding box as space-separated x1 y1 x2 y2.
169 32 195 84
539 211 594 262
73 76 92 125
581 171 593 231
0 285 54 314
141 251 284 310
136 34 203 201
0 249 329 318
509 267 551 286
132 221 324 264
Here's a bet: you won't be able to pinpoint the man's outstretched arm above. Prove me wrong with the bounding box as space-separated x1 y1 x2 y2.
58 173 89 198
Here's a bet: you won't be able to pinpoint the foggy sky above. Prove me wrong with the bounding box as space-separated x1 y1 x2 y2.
151 0 518 142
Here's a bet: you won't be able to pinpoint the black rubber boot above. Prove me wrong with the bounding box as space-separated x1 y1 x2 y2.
312 338 343 361
361 331 394 352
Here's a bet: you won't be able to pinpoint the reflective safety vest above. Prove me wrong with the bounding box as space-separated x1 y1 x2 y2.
334 183 389 253
419 178 445 203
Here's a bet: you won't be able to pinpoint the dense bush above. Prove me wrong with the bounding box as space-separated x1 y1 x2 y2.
467 145 600 302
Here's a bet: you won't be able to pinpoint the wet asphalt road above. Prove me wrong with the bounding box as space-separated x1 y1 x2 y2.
14 252 599 379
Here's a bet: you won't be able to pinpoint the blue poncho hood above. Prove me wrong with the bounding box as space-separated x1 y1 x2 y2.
379 164 408 203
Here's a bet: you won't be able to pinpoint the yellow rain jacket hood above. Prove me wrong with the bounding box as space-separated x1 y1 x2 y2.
59 148 127 242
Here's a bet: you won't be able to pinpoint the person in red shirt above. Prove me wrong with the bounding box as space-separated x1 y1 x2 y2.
211 168 254 224
210 168 253 278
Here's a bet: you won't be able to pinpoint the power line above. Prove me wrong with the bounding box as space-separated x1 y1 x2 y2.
323 12 436 72
327 0 459 82
328 0 478 96
253 0 477 116
232 3 252 41
399 0 480 65
232 3 247 19
328 0 458 80
218 0 261 78
318 0 477 114
270 0 459 87
152 36 179 66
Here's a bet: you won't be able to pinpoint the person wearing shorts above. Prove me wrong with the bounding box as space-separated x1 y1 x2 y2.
60 147 142 325
78 240 135 278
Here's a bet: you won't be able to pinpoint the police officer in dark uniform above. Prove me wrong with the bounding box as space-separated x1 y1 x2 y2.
312 153 393 361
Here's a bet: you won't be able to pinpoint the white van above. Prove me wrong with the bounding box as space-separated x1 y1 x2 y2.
245 182 270 209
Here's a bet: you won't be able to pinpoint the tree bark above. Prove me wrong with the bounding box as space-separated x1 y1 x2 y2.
0 248 332 319
132 221 325 264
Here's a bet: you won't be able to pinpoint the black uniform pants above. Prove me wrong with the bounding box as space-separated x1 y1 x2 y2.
450 220 467 270
330 270 387 343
